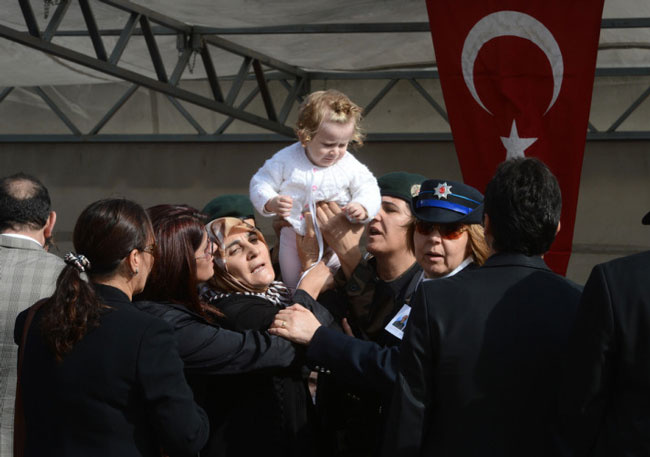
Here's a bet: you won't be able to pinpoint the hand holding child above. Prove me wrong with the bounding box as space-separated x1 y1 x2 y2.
265 195 293 218
344 202 367 223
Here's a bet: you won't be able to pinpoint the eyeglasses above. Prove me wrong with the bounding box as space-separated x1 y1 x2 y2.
195 240 214 261
140 243 156 255
415 221 466 240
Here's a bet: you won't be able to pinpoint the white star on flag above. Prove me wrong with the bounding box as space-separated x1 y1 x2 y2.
500 120 538 160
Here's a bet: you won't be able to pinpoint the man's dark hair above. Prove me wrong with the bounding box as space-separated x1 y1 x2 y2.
484 158 561 256
0 172 51 232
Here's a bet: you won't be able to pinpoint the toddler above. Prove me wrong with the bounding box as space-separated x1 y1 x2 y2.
250 90 381 289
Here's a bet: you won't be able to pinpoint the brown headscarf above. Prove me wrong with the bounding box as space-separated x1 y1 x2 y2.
204 217 293 305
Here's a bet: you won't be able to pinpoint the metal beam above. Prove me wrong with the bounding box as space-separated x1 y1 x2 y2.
2 131 650 142
89 84 139 135
252 60 277 122
216 86 260 134
42 0 72 42
48 17 650 37
408 78 448 123
34 86 82 135
18 0 40 38
364 79 399 116
109 12 140 64
0 23 294 136
607 84 650 132
79 0 108 61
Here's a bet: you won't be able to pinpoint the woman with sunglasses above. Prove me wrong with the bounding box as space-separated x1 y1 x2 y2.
408 179 489 279
269 178 489 455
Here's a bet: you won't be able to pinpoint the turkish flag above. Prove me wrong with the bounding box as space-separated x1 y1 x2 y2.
426 0 604 275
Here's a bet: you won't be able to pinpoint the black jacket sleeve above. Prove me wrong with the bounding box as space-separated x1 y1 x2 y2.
305 326 399 395
558 263 615 456
381 285 436 457
136 317 209 457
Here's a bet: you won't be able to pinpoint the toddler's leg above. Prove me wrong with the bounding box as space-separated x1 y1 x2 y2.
279 227 302 290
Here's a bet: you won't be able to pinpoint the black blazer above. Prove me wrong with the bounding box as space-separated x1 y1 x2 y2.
559 250 650 457
14 284 208 457
383 253 582 457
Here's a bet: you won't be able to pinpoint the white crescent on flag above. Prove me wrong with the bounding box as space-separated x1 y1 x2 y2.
461 11 564 115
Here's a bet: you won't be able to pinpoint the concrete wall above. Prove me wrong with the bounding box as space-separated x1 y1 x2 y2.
1 139 648 285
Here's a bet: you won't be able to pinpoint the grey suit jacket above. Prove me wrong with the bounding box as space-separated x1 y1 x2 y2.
0 234 64 457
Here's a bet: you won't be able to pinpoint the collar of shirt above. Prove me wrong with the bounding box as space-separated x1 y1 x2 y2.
1 233 43 247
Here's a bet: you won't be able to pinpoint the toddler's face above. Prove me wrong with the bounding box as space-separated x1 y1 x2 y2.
304 119 355 167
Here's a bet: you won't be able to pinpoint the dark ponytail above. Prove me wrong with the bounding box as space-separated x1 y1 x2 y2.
40 198 152 361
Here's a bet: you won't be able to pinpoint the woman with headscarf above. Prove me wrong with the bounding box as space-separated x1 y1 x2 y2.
199 216 334 457
135 206 332 457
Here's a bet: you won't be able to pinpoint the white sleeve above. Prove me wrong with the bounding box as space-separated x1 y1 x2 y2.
249 152 286 217
347 157 381 223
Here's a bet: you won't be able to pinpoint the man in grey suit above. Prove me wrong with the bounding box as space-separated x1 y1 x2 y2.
0 173 64 456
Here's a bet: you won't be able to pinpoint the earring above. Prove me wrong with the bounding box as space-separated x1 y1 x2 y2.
134 268 139 275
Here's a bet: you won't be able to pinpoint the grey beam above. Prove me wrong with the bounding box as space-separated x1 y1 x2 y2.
34 86 82 136
79 0 108 61
42 0 72 42
3 131 650 143
252 60 277 121
139 16 168 82
364 79 399 116
109 12 140 64
18 0 40 38
200 44 224 102
0 23 294 136
167 96 207 134
408 78 448 123
216 86 260 134
50 17 650 37
225 57 252 106
89 84 139 135
607 84 650 132
0 87 15 103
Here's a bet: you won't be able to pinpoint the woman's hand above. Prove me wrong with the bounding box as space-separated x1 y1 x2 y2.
269 305 322 345
316 201 364 279
298 261 334 299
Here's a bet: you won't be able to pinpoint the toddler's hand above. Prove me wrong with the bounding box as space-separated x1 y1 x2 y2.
265 195 293 218
344 202 367 223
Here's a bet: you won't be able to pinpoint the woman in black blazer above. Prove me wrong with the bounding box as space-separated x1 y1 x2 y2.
14 199 208 457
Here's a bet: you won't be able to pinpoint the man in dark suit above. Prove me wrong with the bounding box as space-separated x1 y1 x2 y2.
558 212 650 457
0 173 64 457
382 158 582 457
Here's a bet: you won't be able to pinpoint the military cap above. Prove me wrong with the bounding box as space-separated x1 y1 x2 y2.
411 179 484 224
202 194 255 222
377 172 426 204
643 211 650 225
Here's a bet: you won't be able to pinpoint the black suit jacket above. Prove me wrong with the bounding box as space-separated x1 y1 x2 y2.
14 284 208 457
383 253 582 457
559 250 650 457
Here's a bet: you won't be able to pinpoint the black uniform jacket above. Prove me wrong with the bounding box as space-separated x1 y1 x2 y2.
559 250 650 457
14 284 209 457
383 253 582 457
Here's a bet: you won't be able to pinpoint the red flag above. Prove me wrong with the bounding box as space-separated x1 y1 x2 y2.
426 0 604 275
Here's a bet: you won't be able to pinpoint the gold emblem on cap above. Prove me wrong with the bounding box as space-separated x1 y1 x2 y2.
411 184 421 197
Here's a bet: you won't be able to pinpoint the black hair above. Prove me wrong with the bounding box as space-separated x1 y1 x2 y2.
484 158 561 256
41 198 153 361
0 173 51 232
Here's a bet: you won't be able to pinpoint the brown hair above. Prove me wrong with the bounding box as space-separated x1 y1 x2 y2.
407 221 489 266
138 205 208 317
40 198 152 361
295 89 365 146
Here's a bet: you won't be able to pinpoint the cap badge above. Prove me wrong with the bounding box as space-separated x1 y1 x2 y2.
410 184 421 197
434 182 452 199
